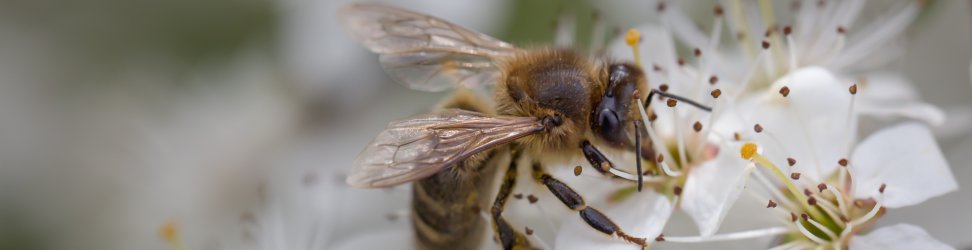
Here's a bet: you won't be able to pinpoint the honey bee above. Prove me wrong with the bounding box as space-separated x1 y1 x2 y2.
341 3 710 250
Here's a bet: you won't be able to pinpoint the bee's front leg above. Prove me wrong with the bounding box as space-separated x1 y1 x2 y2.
531 163 648 248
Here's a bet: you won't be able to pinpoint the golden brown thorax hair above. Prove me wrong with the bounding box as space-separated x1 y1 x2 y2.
494 49 607 153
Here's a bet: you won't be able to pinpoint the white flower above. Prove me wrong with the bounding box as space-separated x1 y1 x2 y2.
603 0 948 238
698 71 957 248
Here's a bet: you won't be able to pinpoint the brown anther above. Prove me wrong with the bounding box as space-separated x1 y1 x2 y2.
659 84 669 92
779 86 790 97
838 158 848 167
709 75 719 85
762 40 770 49
767 200 778 208
754 124 764 133
694 48 702 57
714 5 724 16
655 234 665 242
791 172 801 180
837 26 846 34
666 98 677 107
527 195 539 204
849 84 858 95
573 166 583 176
787 157 797 166
693 121 703 132
839 215 849 223
600 162 612 172
879 183 887 193
514 193 523 199
783 26 793 36
673 186 683 196
817 183 828 192
734 132 743 141
525 226 534 235
801 213 810 221
656 154 665 163
764 27 773 37
649 113 658 122
790 212 798 222
677 58 685 66
653 64 663 72
808 197 818 206
804 188 813 196
711 89 722 98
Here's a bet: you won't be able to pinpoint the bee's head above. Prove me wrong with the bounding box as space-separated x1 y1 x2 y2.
591 63 646 147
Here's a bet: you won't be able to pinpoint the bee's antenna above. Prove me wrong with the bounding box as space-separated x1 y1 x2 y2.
645 89 713 112
633 120 643 192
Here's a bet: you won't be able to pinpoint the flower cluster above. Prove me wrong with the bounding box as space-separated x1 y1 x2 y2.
159 1 959 250
555 1 957 249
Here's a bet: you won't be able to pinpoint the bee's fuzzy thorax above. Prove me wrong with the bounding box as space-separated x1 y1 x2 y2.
495 49 606 153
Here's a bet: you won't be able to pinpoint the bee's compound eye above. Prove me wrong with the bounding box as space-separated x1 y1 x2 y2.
597 109 621 135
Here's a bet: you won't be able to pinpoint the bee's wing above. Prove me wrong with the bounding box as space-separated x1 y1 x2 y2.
341 3 519 92
348 109 543 188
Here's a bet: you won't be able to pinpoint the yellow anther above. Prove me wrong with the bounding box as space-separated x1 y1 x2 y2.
160 221 178 242
160 220 189 250
740 143 758 160
624 28 643 67
625 28 641 46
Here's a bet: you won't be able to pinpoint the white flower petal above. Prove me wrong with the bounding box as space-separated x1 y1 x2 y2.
852 72 946 125
681 143 752 236
850 123 957 208
857 101 946 126
849 224 954 250
554 191 672 250
750 67 853 182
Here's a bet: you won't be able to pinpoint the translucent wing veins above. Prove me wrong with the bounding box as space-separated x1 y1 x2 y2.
348 109 543 188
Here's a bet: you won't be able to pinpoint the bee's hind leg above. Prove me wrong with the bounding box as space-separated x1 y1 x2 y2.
531 162 648 248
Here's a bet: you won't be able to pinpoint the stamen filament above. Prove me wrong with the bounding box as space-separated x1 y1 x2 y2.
785 35 798 72
749 152 826 220
795 220 828 245
805 217 838 240
637 99 681 176
672 105 690 172
826 185 850 216
849 197 883 227
732 49 768 100
663 227 789 243
752 168 798 210
813 197 846 227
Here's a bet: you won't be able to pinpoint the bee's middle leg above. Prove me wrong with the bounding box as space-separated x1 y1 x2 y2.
531 162 648 248
490 150 532 250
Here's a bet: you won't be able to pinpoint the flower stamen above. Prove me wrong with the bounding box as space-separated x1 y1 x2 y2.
625 28 642 67
160 221 189 250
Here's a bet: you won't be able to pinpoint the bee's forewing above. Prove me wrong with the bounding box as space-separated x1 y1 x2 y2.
348 109 543 188
340 3 519 92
